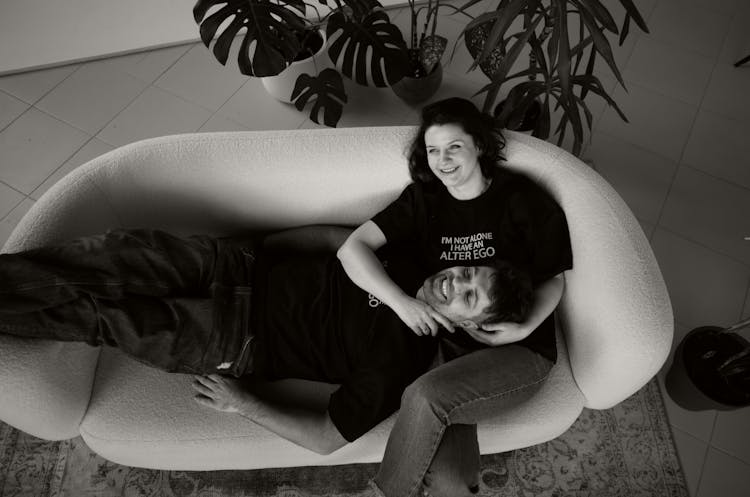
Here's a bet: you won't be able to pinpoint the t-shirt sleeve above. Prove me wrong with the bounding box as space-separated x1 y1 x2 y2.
370 184 420 245
510 184 573 285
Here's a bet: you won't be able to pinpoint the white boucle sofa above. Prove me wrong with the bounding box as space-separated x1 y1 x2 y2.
0 126 673 470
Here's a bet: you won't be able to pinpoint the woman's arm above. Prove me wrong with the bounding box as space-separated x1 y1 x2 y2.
466 273 565 346
337 221 454 335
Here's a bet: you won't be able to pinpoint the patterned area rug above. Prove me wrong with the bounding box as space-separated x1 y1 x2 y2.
0 379 687 497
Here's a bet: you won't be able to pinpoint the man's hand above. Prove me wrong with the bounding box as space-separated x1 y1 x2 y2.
192 374 249 414
464 321 530 347
394 295 454 336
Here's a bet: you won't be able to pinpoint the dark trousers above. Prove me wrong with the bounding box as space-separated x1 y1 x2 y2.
0 229 258 377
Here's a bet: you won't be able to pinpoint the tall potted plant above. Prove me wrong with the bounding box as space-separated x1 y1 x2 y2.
455 0 649 156
193 0 415 127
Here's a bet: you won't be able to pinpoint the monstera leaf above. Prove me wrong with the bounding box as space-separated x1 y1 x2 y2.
291 68 348 127
193 0 308 77
326 9 409 87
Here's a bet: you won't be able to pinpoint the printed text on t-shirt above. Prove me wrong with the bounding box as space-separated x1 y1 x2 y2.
439 232 495 261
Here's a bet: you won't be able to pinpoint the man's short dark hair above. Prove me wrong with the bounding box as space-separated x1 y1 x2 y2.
483 260 533 325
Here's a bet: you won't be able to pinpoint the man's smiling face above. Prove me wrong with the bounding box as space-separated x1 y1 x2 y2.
417 266 496 328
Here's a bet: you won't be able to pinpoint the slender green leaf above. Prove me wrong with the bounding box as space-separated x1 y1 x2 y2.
534 93 551 139
575 0 618 33
580 45 596 100
617 0 649 32
619 14 631 46
576 5 625 87
487 13 544 84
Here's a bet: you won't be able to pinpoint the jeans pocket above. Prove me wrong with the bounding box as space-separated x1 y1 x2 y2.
205 284 253 377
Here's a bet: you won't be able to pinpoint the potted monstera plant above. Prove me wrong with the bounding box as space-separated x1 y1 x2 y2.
193 0 412 127
456 0 649 156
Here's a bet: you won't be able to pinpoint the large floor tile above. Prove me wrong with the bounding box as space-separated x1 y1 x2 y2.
215 79 309 131
0 182 24 220
711 406 750 465
687 0 743 15
702 62 750 125
682 110 750 191
671 428 708 497
650 228 749 331
718 5 750 65
598 82 698 163
30 138 113 200
0 108 90 194
154 43 249 112
660 166 750 266
697 448 750 497
198 114 251 133
586 131 678 224
624 37 714 107
95 44 193 84
35 62 149 134
0 90 28 131
97 86 213 147
647 0 732 58
0 198 34 249
0 64 79 104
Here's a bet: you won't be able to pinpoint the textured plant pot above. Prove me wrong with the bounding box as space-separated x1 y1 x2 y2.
391 63 443 106
665 326 750 411
261 29 327 103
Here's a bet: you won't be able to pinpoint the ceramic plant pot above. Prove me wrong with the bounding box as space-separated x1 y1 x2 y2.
261 29 328 103
391 63 443 106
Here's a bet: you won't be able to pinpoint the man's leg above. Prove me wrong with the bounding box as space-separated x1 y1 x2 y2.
0 229 258 375
372 345 553 497
0 229 227 314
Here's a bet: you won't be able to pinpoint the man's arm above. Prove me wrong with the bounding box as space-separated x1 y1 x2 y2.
192 375 348 455
262 225 353 254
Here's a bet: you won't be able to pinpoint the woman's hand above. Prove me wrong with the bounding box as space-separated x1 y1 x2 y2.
464 321 530 347
192 374 248 414
394 295 455 336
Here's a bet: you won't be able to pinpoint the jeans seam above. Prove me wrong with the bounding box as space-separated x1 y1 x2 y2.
407 422 447 497
443 365 552 422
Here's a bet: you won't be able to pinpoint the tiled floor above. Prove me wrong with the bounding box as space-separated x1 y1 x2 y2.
1 0 749 495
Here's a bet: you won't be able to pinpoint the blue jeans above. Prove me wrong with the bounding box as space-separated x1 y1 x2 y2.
373 344 554 497
0 229 258 377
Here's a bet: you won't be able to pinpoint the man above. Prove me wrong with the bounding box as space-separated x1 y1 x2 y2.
0 226 531 455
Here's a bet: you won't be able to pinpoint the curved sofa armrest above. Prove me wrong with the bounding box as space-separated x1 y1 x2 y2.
501 132 674 409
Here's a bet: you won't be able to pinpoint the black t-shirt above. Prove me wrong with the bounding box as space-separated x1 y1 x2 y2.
371 167 573 362
251 252 436 442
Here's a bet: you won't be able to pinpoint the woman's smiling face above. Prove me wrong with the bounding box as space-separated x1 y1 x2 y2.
424 123 484 197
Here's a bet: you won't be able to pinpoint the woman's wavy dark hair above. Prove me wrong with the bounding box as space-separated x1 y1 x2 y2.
482 260 533 326
407 97 506 184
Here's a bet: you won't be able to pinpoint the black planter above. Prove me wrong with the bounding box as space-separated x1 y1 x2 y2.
665 326 750 411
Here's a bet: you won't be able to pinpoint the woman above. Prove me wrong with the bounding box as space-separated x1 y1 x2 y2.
337 97 573 497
